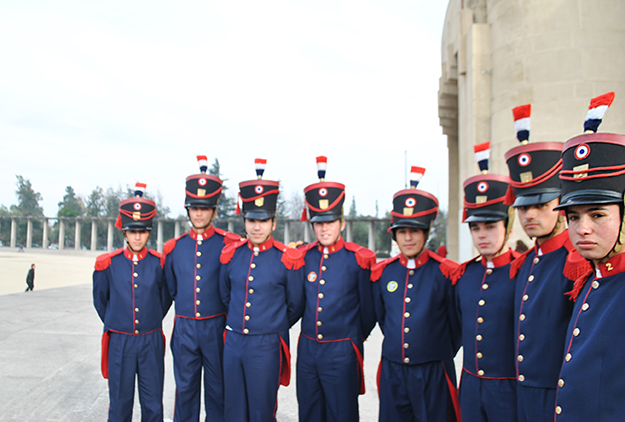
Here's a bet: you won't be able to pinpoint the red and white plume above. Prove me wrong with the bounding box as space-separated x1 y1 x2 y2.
584 92 615 133
316 156 327 181
134 182 146 198
409 166 425 189
255 158 267 179
474 142 490 173
513 104 531 143
197 155 208 173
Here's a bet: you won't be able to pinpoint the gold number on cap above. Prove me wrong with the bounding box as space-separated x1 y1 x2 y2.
197 188 206 197
520 171 533 183
319 199 329 210
476 195 487 204
255 197 265 206
573 164 589 180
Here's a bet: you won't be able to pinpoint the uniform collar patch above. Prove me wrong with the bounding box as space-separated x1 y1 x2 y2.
596 252 625 278
535 229 569 256
247 236 274 252
124 247 148 261
189 226 215 240
481 249 516 268
400 250 429 269
316 237 344 254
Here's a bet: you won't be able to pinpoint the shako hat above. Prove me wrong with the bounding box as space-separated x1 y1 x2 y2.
389 166 439 231
504 104 564 207
556 92 624 209
185 155 223 208
115 182 157 231
236 158 280 220
463 142 512 223
302 156 346 223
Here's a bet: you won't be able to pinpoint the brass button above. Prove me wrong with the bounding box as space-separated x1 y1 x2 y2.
409 270 415 276
318 293 324 299
518 355 524 362
254 251 259 256
523 294 529 301
135 319 139 324
197 240 202 246
573 328 580 336
404 357 410 363
533 257 539 264
251 263 256 268
477 317 484 323
244 328 249 334
486 269 493 275
248 276 254 281
482 284 489 290
249 289 254 294
317 321 322 326
245 315 250 321
320 280 326 285
404 327 410 333
196 287 200 292
519 374 525 382
245 302 251 308
477 352 483 358
135 307 139 312
324 254 329 259
405 297 411 303
134 330 139 334
196 300 200 305
318 334 323 340
407 283 413 289
403 343 409 349
134 284 138 288
478 370 484 376
133 272 138 277
478 299 485 306
196 263 201 268
528 275 535 282
519 334 525 341
519 314 526 321
556 406 562 415
321 266 327 271
476 334 483 341
558 379 564 387
197 251 201 256
196 275 201 280
565 353 572 362
404 312 410 318
582 303 589 311
592 280 600 289
196 312 201 317
318 307 323 312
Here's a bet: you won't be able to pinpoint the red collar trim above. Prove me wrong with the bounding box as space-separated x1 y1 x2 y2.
597 252 625 277
399 249 430 269
481 249 516 268
188 226 215 240
535 230 569 255
316 237 345 254
247 236 274 252
124 247 148 261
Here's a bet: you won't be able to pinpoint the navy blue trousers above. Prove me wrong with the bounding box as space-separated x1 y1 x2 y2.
223 331 282 422
107 330 164 422
517 384 556 422
171 316 225 422
378 358 458 422
459 371 517 422
296 335 361 422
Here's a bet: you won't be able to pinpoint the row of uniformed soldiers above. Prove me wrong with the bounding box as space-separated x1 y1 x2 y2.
93 91 625 422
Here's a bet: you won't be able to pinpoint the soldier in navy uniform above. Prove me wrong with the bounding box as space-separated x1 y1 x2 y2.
93 183 172 422
296 156 377 422
504 105 589 422
552 92 625 421
163 156 238 422
452 142 520 421
371 167 461 422
219 159 305 422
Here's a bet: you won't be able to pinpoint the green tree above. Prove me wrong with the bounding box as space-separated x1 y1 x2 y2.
426 208 448 252
13 175 44 217
85 187 105 217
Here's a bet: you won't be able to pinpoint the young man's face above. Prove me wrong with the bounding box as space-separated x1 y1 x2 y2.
395 227 426 259
313 219 345 247
516 198 560 238
469 220 507 260
124 230 150 252
188 206 215 232
567 203 622 265
245 218 276 247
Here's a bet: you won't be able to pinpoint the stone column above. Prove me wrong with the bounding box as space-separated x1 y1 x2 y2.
91 220 98 251
174 220 181 238
227 220 234 233
157 220 164 253
346 220 353 243
59 220 65 250
26 218 33 248
367 220 376 252
10 218 16 248
42 218 49 249
283 221 290 245
107 221 114 252
303 222 311 244
74 220 81 250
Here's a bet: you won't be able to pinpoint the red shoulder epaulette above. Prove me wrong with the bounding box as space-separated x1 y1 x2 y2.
297 241 318 254
220 239 248 264
344 242 377 270
221 230 243 246
565 267 594 301
163 233 188 256
427 250 459 280
94 249 123 271
274 240 305 270
510 248 533 279
451 256 480 285
370 255 401 282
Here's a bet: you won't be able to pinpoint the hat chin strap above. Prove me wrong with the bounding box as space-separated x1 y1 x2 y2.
601 197 625 262
537 213 564 243
497 208 516 257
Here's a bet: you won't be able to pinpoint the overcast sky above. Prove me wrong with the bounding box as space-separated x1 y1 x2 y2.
0 1 450 219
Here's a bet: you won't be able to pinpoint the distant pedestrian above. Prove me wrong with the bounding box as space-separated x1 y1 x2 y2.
25 263 35 292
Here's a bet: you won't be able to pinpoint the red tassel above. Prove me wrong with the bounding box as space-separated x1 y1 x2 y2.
300 206 308 222
509 249 531 278
451 261 468 285
427 250 459 279
114 214 122 230
565 269 594 301
504 185 516 206
235 200 241 215
462 207 467 223
563 250 593 284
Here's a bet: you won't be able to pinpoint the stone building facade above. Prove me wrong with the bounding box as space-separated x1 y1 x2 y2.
439 0 625 262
